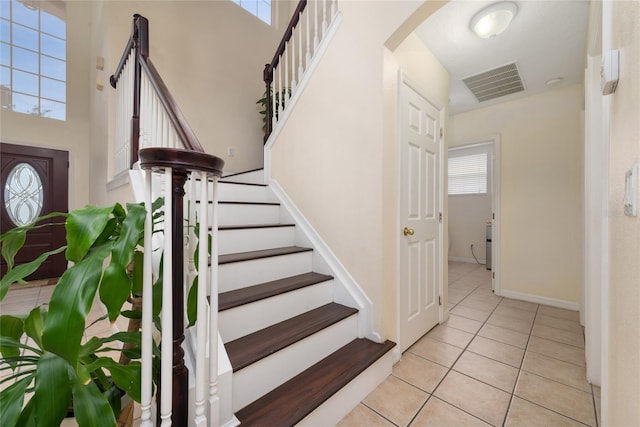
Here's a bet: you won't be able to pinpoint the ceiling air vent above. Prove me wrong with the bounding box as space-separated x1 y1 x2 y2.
462 62 525 102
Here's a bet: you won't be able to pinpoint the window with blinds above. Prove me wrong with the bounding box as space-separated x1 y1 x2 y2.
448 150 489 195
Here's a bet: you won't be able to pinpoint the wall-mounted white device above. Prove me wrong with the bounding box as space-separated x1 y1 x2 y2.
624 163 637 217
601 49 620 95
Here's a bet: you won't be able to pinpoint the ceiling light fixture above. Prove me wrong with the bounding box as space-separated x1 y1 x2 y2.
545 77 564 86
470 2 518 39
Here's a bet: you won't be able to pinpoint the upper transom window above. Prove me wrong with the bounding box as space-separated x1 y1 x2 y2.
232 0 272 25
0 0 66 120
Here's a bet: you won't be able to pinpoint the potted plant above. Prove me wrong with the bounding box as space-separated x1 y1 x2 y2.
257 87 292 132
0 202 148 427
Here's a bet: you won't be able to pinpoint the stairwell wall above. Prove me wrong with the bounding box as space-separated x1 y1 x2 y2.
269 1 443 341
89 0 297 206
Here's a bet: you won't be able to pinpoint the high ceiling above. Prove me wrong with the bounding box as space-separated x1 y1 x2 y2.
415 0 589 115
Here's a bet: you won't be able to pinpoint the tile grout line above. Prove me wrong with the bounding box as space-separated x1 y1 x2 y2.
406 267 504 426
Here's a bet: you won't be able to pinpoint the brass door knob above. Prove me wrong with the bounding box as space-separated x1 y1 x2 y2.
403 227 414 236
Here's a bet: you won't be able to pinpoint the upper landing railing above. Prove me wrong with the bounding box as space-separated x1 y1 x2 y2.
110 14 223 427
262 0 339 142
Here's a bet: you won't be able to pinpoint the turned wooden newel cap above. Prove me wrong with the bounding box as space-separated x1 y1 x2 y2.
139 147 224 176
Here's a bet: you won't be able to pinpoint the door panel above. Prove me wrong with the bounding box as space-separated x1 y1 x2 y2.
1 143 68 280
399 78 441 352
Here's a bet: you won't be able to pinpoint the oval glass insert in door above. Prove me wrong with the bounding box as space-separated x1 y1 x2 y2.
4 162 44 226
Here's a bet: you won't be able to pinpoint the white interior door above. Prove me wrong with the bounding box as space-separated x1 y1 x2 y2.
399 75 441 352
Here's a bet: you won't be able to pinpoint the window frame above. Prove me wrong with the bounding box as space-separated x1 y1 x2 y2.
231 0 272 26
0 0 67 121
447 143 493 196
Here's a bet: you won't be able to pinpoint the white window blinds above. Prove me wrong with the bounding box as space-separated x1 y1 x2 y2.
448 151 488 195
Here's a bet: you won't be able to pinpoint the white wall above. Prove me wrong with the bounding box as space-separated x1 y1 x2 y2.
603 0 640 423
1 2 92 210
449 85 583 305
89 0 294 206
448 193 490 261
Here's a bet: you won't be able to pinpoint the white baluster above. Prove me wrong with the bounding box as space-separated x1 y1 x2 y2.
305 7 311 65
298 16 304 83
331 0 337 18
277 60 283 121
140 169 153 427
291 31 297 90
194 171 209 427
314 0 319 50
208 175 220 426
284 41 289 104
160 168 173 427
322 0 328 37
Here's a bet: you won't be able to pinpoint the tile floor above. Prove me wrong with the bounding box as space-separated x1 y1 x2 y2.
338 262 601 427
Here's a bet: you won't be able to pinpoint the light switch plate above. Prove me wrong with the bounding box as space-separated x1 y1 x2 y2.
624 163 638 217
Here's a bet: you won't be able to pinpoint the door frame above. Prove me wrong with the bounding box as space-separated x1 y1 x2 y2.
396 71 445 352
448 135 501 295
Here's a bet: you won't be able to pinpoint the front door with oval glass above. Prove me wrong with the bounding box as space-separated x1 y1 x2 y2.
1 143 68 280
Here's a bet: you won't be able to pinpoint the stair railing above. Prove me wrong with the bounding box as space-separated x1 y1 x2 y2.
110 14 224 427
262 0 339 142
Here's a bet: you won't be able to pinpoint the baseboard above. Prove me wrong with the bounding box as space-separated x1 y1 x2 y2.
448 256 486 265
498 289 580 311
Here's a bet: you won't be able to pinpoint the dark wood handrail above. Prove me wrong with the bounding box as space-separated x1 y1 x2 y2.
262 0 308 142
268 0 307 70
140 59 205 153
109 13 203 168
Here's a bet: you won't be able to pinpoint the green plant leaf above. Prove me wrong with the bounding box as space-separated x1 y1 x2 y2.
24 307 45 350
187 276 198 328
69 367 118 427
15 392 36 427
0 315 25 360
87 358 141 403
0 227 26 272
0 375 31 427
131 250 144 296
0 211 66 271
42 244 111 365
100 203 145 322
65 205 114 263
0 246 66 301
34 352 72 427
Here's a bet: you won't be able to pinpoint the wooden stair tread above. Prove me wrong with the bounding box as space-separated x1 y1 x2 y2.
219 272 333 311
218 223 294 231
226 303 358 372
219 180 267 187
218 200 279 206
219 246 312 265
236 338 396 426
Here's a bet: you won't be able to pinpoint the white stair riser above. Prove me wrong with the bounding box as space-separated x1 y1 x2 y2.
219 280 334 343
223 170 265 185
219 252 313 292
218 183 276 203
232 315 358 412
297 351 394 427
218 227 295 255
218 204 280 226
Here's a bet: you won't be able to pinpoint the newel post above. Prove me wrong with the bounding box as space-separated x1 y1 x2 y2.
263 63 273 143
170 169 189 426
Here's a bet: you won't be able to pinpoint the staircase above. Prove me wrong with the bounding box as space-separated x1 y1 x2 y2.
214 169 395 425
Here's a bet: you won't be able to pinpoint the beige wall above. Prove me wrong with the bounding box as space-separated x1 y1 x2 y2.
450 85 583 305
1 1 92 210
448 194 491 261
269 0 448 342
604 0 640 423
89 0 293 206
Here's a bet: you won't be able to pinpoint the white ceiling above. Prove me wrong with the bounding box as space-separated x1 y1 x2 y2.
415 0 589 115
